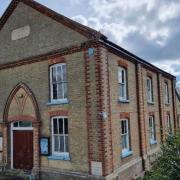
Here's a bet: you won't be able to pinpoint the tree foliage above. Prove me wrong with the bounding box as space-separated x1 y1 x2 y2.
143 132 180 180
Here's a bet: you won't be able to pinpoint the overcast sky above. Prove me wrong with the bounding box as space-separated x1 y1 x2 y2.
0 0 180 86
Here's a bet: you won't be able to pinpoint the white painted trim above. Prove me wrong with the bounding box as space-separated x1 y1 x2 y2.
10 122 33 169
11 123 13 169
12 127 33 131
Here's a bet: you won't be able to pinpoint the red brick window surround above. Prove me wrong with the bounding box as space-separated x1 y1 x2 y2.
49 110 68 117
48 56 65 66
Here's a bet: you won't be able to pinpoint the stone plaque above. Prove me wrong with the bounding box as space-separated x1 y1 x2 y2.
91 161 102 176
11 25 30 40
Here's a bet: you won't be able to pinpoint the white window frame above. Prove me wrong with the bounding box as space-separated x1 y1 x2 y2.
147 77 153 103
51 116 69 156
149 116 156 142
50 63 68 103
121 119 130 154
164 82 170 104
118 67 127 101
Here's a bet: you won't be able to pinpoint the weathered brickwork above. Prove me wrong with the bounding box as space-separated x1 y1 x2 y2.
0 2 87 65
108 52 142 178
0 52 89 175
0 1 178 180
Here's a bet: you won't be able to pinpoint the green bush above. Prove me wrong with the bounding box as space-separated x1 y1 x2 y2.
143 132 180 180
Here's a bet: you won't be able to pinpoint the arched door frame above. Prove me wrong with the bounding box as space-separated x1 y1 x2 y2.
3 83 41 173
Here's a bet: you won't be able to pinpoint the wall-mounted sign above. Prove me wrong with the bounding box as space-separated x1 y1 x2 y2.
88 48 94 57
40 137 50 156
11 25 30 40
91 161 102 176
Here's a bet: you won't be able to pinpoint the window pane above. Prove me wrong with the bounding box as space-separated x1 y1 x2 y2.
59 118 63 134
62 65 67 82
122 134 127 149
121 121 124 134
147 79 150 90
64 118 68 134
53 118 58 134
53 84 57 99
57 83 63 99
65 136 68 152
57 66 62 82
14 122 19 127
52 67 56 83
122 70 125 83
60 136 64 152
63 83 68 99
120 84 124 98
121 120 127 134
118 69 122 83
19 121 32 127
54 135 59 152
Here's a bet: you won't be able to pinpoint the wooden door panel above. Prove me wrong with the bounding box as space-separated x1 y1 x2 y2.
13 130 33 170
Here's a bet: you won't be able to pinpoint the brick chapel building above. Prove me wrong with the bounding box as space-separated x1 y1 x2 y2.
0 0 179 179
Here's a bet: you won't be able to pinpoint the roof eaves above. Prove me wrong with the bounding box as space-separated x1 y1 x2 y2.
0 0 19 31
100 38 176 79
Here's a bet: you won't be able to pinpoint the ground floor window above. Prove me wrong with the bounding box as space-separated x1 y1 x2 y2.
149 116 156 144
121 119 132 157
51 117 69 156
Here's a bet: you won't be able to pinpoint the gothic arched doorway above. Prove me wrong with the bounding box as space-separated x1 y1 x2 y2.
3 83 40 172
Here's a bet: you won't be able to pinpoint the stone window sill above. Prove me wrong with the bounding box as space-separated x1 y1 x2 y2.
147 101 155 105
47 99 69 106
118 98 130 103
48 154 70 161
150 139 157 145
121 150 133 158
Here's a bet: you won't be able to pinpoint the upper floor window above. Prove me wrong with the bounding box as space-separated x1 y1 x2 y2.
50 63 68 102
51 116 69 156
147 77 153 103
149 116 156 144
121 119 131 157
118 67 128 101
164 82 170 104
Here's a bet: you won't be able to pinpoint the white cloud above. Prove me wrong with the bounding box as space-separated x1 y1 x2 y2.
153 60 180 76
71 15 88 26
88 0 156 19
177 81 180 89
145 27 170 47
69 0 81 5
100 22 137 44
158 3 180 22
